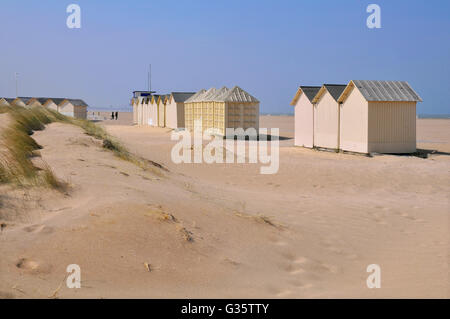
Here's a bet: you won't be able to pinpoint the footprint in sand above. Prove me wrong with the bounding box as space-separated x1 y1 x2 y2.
282 263 305 275
15 258 52 274
289 280 313 289
23 224 53 234
398 212 425 223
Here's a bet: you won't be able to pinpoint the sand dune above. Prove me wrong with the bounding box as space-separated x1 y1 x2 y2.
0 115 448 298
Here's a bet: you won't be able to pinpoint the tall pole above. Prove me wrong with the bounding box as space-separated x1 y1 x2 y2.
148 64 152 92
15 72 19 97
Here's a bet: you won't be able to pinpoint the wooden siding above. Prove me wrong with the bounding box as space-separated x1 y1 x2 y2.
368 101 416 153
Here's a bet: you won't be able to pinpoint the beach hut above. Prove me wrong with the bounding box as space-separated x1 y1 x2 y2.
11 98 28 107
0 98 11 107
24 97 43 108
149 95 161 127
132 91 154 126
143 96 150 126
337 80 422 154
58 99 88 119
165 92 196 129
290 86 321 148
184 86 259 136
131 98 138 124
136 96 145 125
157 95 169 127
312 84 347 150
43 98 60 111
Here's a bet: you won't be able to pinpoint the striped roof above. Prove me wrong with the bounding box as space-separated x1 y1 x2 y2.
222 86 259 102
187 88 215 103
213 86 230 101
185 89 206 103
186 86 259 103
338 80 423 103
204 87 229 101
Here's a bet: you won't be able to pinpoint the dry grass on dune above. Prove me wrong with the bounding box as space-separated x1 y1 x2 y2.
70 118 167 175
0 106 67 190
0 105 166 190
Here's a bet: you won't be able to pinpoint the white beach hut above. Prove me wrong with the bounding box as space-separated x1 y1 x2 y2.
290 86 321 148
312 84 347 150
42 98 60 111
11 98 28 107
21 97 43 108
149 95 160 127
0 98 11 107
337 80 422 154
157 95 169 127
165 92 196 129
58 99 88 119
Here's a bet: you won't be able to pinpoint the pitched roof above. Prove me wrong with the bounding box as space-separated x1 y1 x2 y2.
323 84 347 101
213 86 230 101
17 97 33 104
49 98 66 105
290 86 321 105
157 94 170 104
37 98 51 104
202 88 218 100
188 88 215 103
185 89 206 103
170 92 196 103
204 86 229 102
185 86 259 103
301 86 321 102
312 84 346 103
15 97 88 106
338 80 423 103
68 99 88 107
222 86 259 103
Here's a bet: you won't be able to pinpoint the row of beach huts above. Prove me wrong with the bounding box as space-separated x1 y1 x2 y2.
0 96 88 119
132 80 422 154
131 86 260 136
290 80 422 154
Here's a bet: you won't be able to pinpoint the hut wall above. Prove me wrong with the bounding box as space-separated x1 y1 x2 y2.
314 92 340 150
339 86 369 153
367 101 417 153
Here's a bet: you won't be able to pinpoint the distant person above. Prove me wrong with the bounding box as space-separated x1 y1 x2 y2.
115 111 119 120
111 112 114 120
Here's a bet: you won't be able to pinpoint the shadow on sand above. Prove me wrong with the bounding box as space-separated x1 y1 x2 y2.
375 149 450 159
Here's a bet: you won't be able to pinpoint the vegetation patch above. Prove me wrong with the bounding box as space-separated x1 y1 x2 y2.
70 117 167 175
234 211 284 229
0 105 66 189
0 105 166 191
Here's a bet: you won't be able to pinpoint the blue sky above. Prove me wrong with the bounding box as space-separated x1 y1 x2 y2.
0 0 449 114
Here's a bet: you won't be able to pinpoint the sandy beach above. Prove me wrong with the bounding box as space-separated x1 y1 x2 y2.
0 113 448 298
